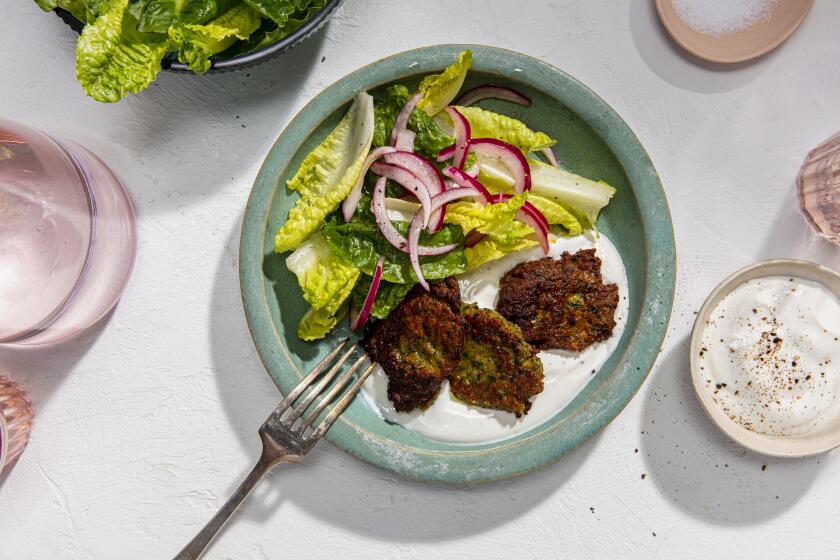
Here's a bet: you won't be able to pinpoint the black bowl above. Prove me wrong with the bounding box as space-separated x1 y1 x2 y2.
54 0 343 73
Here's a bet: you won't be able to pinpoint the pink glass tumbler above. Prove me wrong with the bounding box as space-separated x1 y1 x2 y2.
798 131 840 244
0 376 32 473
0 118 137 345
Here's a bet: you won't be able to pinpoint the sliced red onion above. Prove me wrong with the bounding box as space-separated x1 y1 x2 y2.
523 201 550 232
383 151 446 231
430 187 484 210
469 138 531 193
408 212 429 291
463 230 487 248
390 92 422 146
372 177 457 256
395 129 416 152
437 145 455 162
464 163 481 177
541 147 558 167
371 162 431 228
517 204 550 254
442 166 493 204
342 146 397 222
444 106 471 170
350 256 384 330
455 85 532 107
494 193 550 253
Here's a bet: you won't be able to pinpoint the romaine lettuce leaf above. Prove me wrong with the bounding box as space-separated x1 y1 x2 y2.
168 3 261 73
443 194 539 267
351 277 415 320
528 158 615 227
223 0 323 55
455 105 555 152
37 0 107 22
274 91 375 253
76 0 169 103
477 157 614 228
243 0 312 25
225 0 325 52
297 306 343 341
372 84 453 160
36 0 89 22
417 50 471 116
286 232 360 314
286 232 359 340
464 237 539 269
321 220 466 284
444 193 529 243
134 0 238 33
526 194 582 236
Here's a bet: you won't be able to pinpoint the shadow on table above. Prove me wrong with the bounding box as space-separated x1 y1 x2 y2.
756 181 840 269
0 308 113 409
640 336 825 525
75 27 329 219
628 1 771 94
209 220 596 542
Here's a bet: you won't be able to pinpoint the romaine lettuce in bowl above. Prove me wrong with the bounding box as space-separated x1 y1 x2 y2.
36 0 343 103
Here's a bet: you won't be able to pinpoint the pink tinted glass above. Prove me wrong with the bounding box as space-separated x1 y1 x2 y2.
798 132 840 244
0 118 136 345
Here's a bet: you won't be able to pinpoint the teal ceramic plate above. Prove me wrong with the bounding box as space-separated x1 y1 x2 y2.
240 45 675 483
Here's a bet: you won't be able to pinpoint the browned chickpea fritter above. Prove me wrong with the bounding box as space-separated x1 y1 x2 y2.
361 278 464 412
496 249 618 352
450 304 544 417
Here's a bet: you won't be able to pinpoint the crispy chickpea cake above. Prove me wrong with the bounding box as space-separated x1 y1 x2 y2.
450 304 544 417
496 249 619 352
362 278 464 412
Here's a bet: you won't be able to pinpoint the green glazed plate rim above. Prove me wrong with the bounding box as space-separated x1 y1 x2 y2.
240 44 675 483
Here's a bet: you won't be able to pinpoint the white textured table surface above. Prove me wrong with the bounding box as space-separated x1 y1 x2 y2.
2 1 840 558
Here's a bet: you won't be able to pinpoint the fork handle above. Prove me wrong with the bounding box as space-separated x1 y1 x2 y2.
172 450 278 560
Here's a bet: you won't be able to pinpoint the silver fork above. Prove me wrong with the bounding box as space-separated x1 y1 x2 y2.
173 339 375 560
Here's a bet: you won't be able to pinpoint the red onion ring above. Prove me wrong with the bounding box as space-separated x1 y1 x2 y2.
395 130 416 152
495 193 549 253
371 162 432 228
436 145 455 162
468 138 531 193
442 166 493 204
342 146 397 222
455 85 532 107
430 187 485 209
390 92 422 146
541 147 558 167
463 230 487 248
350 256 384 330
372 177 457 256
408 212 429 291
383 151 446 232
444 106 471 170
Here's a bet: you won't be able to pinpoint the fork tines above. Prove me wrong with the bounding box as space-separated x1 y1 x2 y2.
265 339 375 442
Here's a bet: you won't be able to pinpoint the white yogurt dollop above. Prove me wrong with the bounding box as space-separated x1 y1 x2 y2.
698 276 840 436
361 231 629 444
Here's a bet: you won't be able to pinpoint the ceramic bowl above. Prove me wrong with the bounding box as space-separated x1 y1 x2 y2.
240 45 676 482
655 0 813 64
53 0 343 73
690 259 840 457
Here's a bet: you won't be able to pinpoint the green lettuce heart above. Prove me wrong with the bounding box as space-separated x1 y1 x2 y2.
76 0 169 103
168 3 261 73
455 105 555 152
274 90 375 253
416 49 471 116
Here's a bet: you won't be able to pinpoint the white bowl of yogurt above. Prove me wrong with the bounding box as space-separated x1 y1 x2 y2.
690 259 840 457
